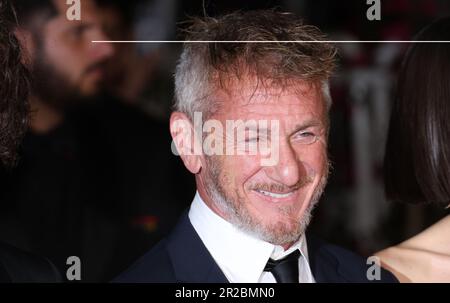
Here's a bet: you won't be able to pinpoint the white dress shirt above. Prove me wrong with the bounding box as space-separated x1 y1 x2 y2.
188 191 316 283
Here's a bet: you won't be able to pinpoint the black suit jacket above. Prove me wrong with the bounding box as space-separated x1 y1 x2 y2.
115 212 398 283
0 242 61 283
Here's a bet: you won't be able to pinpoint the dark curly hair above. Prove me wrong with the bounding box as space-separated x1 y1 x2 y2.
0 0 29 168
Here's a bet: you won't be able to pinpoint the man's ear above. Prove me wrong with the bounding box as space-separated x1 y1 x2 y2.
14 28 35 65
170 112 202 174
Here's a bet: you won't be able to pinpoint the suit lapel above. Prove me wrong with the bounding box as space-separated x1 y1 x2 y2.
306 233 349 283
166 212 228 283
165 214 353 283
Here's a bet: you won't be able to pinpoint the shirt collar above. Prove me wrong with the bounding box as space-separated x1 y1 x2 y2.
188 191 313 283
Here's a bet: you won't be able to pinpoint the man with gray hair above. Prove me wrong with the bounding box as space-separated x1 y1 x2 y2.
116 10 397 283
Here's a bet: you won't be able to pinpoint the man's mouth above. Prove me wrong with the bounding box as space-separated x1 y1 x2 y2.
250 177 314 202
85 62 108 78
253 189 296 199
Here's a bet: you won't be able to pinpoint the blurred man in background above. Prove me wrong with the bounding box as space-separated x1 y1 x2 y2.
0 0 192 281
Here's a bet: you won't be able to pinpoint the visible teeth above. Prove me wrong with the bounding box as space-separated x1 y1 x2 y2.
256 190 294 199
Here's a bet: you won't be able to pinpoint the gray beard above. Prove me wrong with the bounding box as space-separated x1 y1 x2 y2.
204 156 329 246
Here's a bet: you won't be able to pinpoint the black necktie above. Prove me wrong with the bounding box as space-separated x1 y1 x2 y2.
263 250 300 283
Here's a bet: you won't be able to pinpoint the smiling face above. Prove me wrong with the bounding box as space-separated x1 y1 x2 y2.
196 78 330 247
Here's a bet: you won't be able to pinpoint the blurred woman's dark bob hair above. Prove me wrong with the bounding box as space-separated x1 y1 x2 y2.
384 17 450 206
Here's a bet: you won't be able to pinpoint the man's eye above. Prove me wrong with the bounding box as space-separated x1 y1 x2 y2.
68 26 87 40
300 132 314 137
245 137 258 143
293 131 318 144
246 136 269 143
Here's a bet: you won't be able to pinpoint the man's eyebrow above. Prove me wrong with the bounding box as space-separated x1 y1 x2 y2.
239 119 323 136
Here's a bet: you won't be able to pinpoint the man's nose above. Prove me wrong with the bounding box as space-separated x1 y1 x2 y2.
90 30 115 60
264 141 303 187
